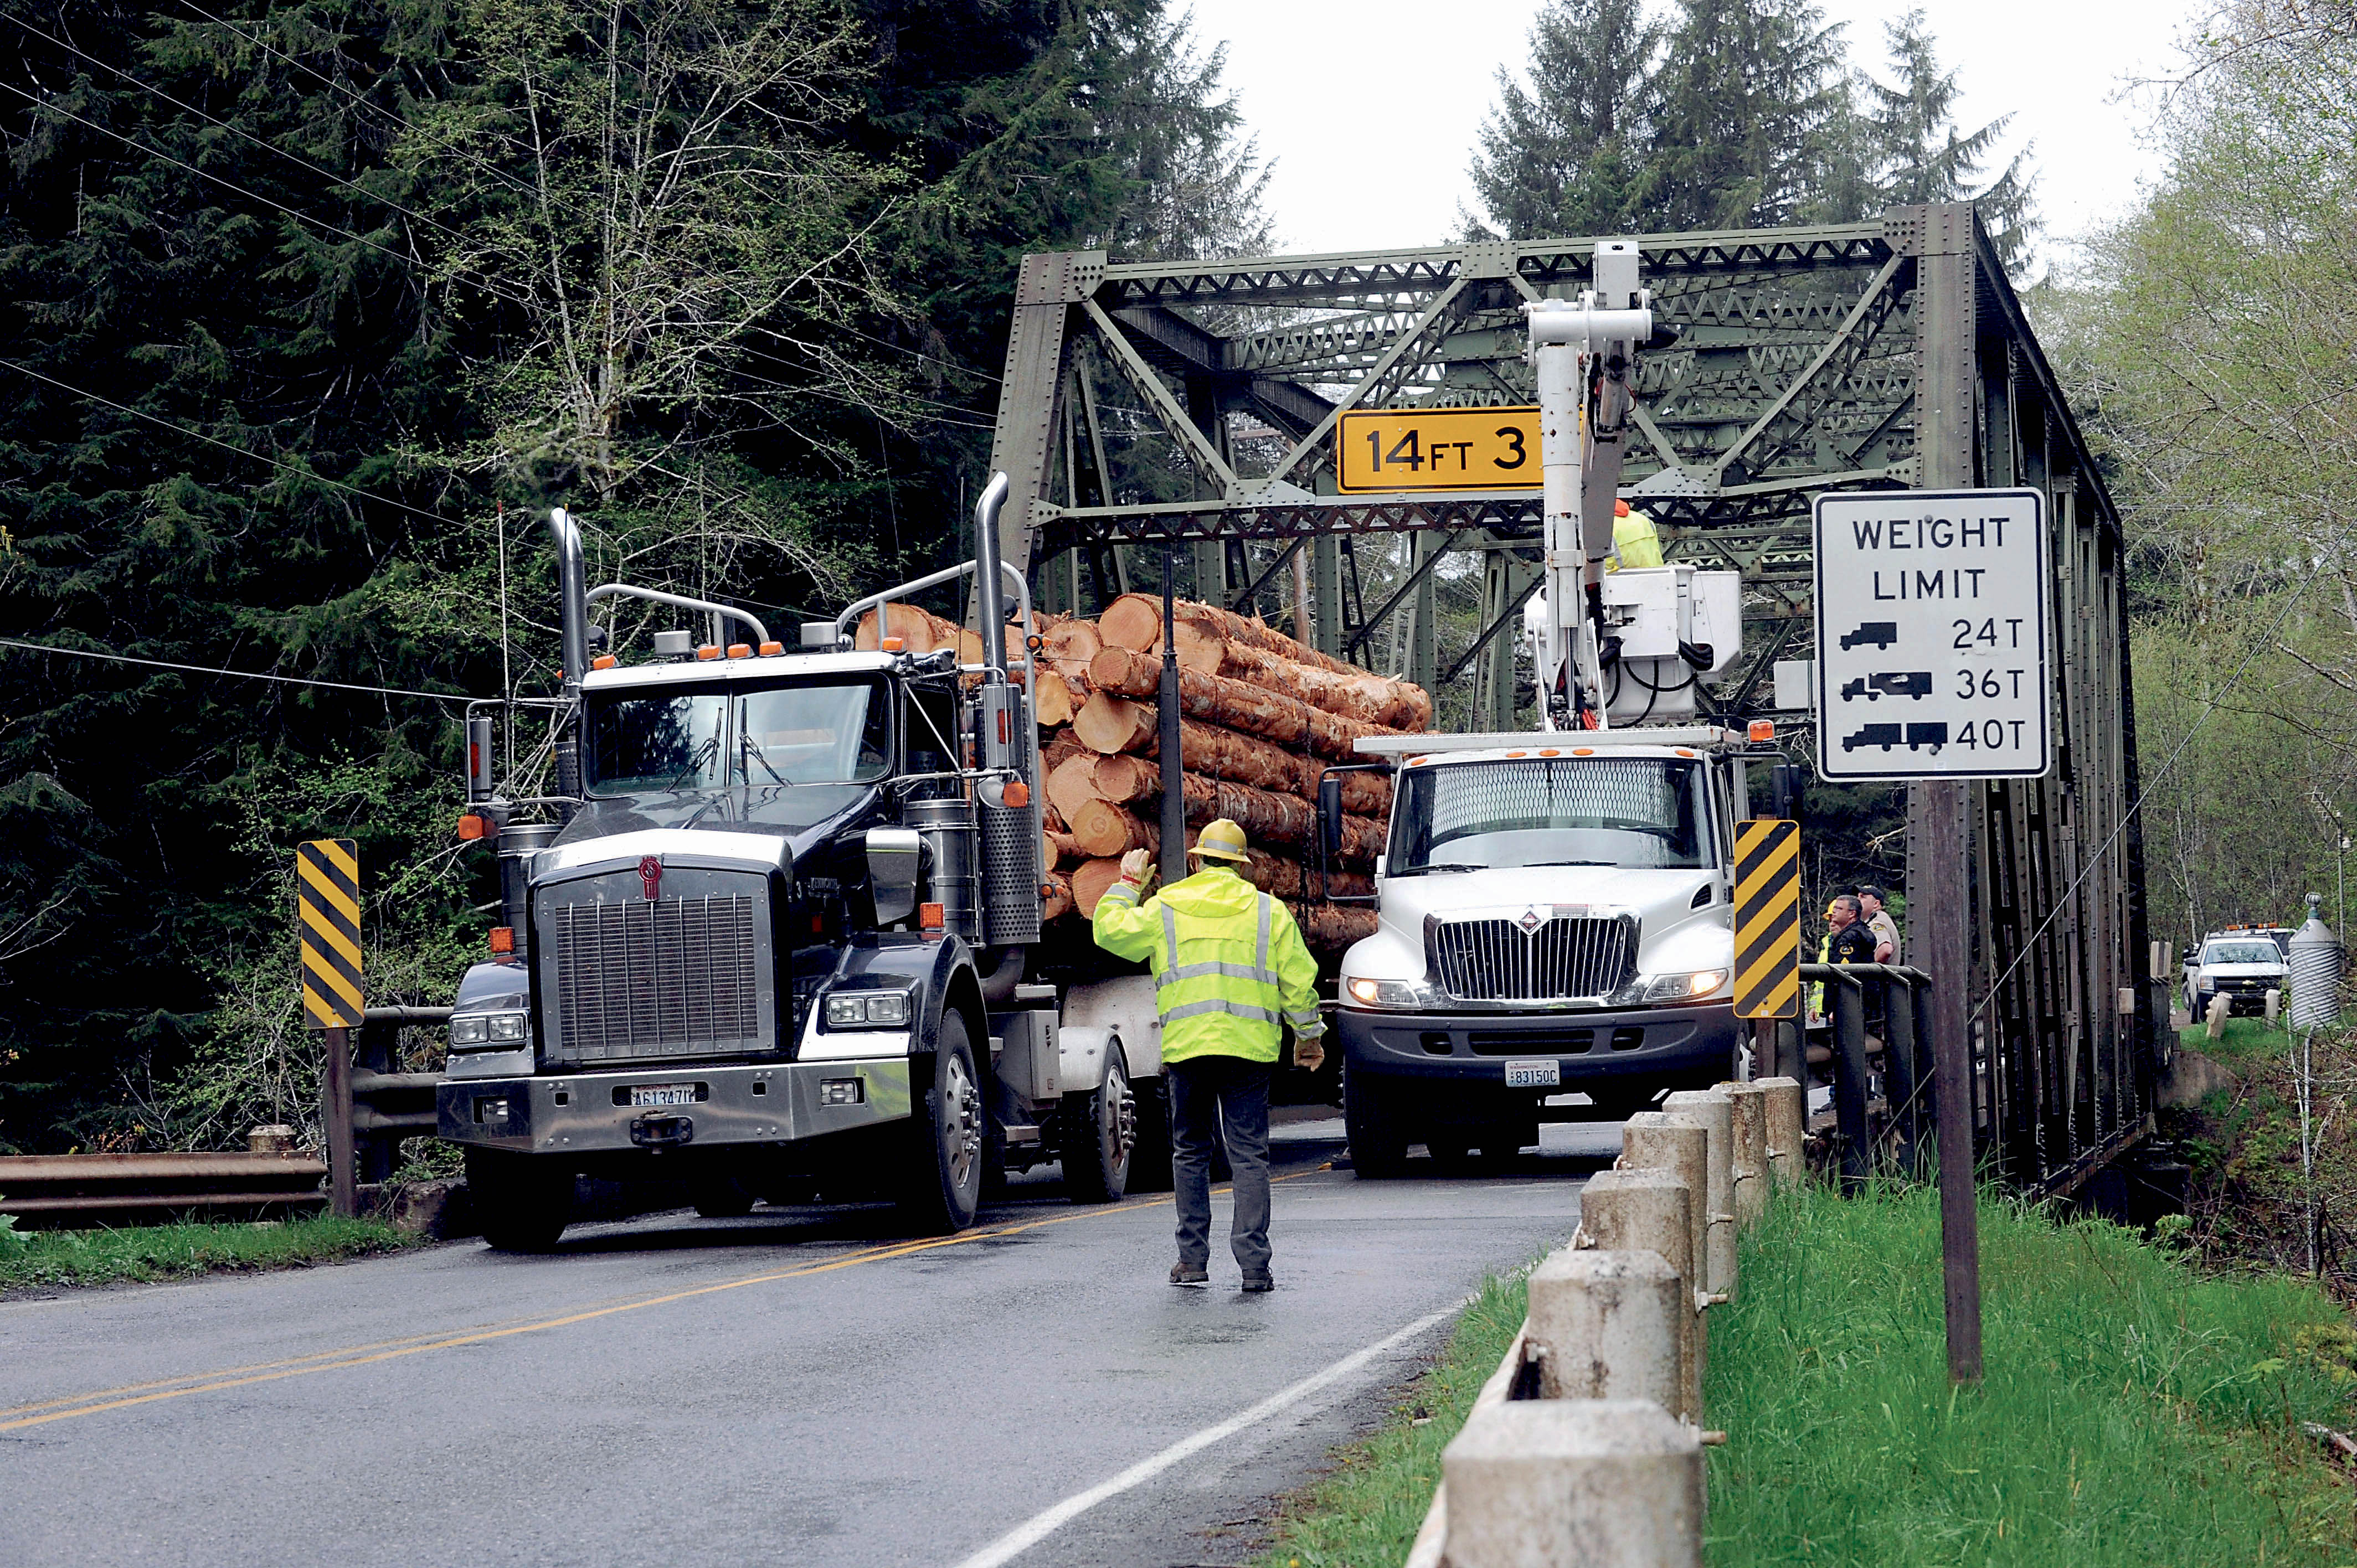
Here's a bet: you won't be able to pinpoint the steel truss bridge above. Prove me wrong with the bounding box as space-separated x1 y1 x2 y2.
984 204 2155 1197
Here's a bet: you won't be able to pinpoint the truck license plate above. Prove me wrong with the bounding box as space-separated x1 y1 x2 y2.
1504 1060 1561 1089
629 1084 698 1108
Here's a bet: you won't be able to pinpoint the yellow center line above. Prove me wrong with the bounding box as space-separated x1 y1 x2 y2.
2 1168 1329 1435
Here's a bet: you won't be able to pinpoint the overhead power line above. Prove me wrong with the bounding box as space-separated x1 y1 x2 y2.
0 355 466 533
0 635 474 706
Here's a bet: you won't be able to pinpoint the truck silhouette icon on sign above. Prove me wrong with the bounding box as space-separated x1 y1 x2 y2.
1906 722 1949 754
1839 671 1933 702
1842 723 1903 752
1839 622 1898 651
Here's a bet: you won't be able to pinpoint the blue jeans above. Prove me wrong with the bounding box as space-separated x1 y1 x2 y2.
1166 1054 1273 1275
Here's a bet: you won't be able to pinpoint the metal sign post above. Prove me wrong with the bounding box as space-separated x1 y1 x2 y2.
1732 819 1802 1080
1813 487 2044 1384
298 838 363 1219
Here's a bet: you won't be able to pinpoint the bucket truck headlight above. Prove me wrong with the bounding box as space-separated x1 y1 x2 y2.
1639 969 1728 1004
1345 976 1442 1009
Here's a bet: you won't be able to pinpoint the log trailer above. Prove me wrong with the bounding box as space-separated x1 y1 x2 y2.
1316 241 1772 1173
436 476 1169 1250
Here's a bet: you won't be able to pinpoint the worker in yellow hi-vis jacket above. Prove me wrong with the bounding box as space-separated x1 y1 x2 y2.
1092 818 1324 1292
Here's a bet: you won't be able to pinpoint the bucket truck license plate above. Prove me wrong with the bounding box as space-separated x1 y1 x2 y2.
1504 1060 1561 1089
629 1084 698 1108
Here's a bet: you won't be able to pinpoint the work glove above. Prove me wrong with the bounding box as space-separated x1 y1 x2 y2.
1119 848 1156 890
1293 1036 1326 1072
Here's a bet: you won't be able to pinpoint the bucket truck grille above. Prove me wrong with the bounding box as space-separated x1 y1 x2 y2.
548 894 764 1063
1430 915 1637 1003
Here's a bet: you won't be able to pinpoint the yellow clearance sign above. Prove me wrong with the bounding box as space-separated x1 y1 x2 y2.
297 837 364 1029
1336 406 1540 493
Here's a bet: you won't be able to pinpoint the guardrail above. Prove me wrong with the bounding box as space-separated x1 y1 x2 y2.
0 1149 329 1229
1405 1077 1805 1567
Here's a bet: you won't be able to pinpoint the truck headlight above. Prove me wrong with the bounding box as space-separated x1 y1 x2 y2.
1642 970 1728 1003
1345 977 1439 1008
825 989 914 1028
450 1011 527 1049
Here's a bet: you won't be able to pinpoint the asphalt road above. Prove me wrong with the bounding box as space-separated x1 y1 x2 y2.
0 1120 1615 1567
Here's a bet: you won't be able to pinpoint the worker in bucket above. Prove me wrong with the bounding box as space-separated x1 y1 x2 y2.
1092 818 1324 1292
1608 497 1665 570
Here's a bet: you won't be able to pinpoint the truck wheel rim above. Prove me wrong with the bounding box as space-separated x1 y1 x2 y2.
1103 1060 1136 1172
944 1054 982 1190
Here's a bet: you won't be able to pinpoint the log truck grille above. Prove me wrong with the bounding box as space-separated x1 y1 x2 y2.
1430 915 1638 1002
548 894 764 1063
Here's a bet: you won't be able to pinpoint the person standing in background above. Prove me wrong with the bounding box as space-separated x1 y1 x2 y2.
1859 885 1898 964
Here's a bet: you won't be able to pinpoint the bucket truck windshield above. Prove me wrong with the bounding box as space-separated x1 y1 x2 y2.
1390 757 1708 873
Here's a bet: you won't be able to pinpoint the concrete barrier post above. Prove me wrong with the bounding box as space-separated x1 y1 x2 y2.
1756 1076 1805 1190
1526 1249 1684 1414
1577 1168 1701 1421
1620 1113 1709 1308
1442 1400 1702 1568
1661 1090 1737 1298
1715 1081 1768 1229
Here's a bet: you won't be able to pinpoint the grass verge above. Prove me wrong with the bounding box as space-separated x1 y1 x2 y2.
1709 1182 2357 1565
1250 1268 1529 1567
0 1214 426 1296
2180 1013 2297 1069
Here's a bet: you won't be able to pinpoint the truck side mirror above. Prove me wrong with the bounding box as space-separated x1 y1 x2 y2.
1318 775 1344 857
465 714 496 802
865 828 923 927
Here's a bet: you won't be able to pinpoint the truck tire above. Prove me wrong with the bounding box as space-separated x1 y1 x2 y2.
1344 1071 1410 1179
1127 1075 1175 1193
1063 1046 1136 1203
899 1014 984 1234
466 1148 571 1252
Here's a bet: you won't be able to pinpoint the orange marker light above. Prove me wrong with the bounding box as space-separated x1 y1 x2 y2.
881 636 905 652
456 813 487 840
696 644 722 661
726 643 751 659
1675 747 1696 758
1748 719 1777 742
1001 778 1030 809
1573 746 1596 756
758 641 784 656
488 926 514 955
1506 750 1527 758
920 901 945 932
590 654 617 670
1540 747 1561 756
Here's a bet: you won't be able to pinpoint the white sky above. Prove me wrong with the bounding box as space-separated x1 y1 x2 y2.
1182 0 2194 274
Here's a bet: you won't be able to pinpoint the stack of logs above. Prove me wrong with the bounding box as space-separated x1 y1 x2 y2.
859 592 1427 953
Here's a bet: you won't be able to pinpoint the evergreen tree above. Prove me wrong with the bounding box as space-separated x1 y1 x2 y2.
1463 0 1662 240
1863 9 2039 273
1640 0 1860 230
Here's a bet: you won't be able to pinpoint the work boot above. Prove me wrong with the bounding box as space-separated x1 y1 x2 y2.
1170 1261 1209 1287
1240 1270 1273 1293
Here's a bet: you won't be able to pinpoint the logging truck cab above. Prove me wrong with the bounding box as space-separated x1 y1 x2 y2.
1320 727 1760 1173
435 478 1169 1250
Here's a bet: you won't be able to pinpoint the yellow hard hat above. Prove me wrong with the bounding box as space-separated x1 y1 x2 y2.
1192 818 1250 862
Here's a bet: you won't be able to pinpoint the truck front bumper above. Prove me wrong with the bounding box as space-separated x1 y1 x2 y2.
436 1059 913 1156
1340 1003 1737 1096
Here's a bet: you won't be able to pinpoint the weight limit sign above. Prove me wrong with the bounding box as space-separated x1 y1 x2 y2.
1732 819 1802 1020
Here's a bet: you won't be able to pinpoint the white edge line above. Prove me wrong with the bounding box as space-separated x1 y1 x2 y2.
944 1299 1469 1568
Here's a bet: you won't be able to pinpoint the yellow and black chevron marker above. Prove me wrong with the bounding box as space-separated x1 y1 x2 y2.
297 838 364 1029
1732 819 1802 1020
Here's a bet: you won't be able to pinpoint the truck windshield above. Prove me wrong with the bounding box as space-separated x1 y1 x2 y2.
585 679 891 794
737 680 891 786
2204 942 2278 966
1390 757 1708 873
586 689 727 793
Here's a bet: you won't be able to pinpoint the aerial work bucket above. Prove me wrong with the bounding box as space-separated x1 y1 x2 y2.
2289 894 2345 1029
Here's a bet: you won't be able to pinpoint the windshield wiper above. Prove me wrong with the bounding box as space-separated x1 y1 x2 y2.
1519 859 1619 868
740 734 791 786
662 736 722 791
1397 862 1485 876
